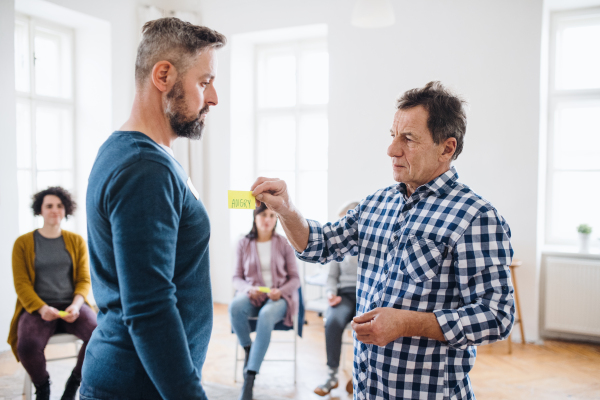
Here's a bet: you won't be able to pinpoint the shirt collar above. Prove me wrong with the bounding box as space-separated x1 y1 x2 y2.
158 143 175 158
396 166 459 199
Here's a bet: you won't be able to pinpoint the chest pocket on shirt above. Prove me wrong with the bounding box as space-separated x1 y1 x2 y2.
401 235 445 283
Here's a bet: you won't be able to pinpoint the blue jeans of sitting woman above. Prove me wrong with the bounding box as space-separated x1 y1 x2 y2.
229 294 287 373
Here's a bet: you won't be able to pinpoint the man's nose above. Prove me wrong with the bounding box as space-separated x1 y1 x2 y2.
205 84 218 106
387 141 403 158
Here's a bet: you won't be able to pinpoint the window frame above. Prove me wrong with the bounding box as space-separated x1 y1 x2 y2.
253 38 329 222
546 6 600 246
15 13 76 234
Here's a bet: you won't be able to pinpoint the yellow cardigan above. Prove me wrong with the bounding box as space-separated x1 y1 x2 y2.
8 230 91 361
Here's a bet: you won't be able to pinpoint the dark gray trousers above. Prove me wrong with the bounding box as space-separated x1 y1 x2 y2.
324 287 356 369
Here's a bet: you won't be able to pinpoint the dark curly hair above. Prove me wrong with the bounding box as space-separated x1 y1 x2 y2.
31 186 77 219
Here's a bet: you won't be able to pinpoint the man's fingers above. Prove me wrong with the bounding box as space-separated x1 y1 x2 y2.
352 319 373 335
355 334 372 344
252 179 286 199
353 310 376 324
255 192 282 209
250 176 276 192
251 178 281 195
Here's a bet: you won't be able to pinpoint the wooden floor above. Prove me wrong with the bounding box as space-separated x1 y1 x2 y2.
1 303 599 399
204 304 600 399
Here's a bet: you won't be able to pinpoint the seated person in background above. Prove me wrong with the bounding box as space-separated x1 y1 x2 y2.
8 187 96 400
230 203 300 400
314 201 360 397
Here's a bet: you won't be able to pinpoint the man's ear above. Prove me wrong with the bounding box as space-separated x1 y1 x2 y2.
151 61 177 93
439 137 457 162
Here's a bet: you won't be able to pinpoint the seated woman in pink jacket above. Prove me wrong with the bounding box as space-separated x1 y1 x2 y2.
230 203 300 400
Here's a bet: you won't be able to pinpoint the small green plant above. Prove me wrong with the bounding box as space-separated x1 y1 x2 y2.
577 224 592 235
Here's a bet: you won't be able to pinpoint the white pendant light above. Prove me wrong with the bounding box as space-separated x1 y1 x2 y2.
351 0 396 28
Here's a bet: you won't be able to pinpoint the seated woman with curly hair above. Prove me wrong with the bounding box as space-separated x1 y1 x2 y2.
7 187 97 400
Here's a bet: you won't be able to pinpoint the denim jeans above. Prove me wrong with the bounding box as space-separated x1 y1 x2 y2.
229 294 287 373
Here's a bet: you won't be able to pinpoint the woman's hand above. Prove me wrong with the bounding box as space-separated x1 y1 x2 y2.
248 287 262 300
38 305 60 321
62 295 84 323
268 288 282 301
328 293 342 307
62 303 81 323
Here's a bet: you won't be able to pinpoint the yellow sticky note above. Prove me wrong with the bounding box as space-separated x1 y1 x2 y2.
258 286 271 293
228 190 256 210
58 311 70 318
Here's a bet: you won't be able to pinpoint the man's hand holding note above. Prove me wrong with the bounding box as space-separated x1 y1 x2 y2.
250 178 292 214
250 177 310 253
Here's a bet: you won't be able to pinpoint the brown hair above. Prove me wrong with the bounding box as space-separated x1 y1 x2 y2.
135 17 227 86
31 186 76 219
396 81 467 160
246 203 277 240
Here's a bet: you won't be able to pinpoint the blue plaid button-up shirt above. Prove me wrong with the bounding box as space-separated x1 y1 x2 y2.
297 167 514 400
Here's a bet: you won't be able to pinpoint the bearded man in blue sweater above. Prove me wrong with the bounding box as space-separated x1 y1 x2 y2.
81 18 226 400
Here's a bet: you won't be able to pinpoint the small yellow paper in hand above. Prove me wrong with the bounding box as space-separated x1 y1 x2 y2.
58 311 70 318
228 190 255 210
257 286 271 293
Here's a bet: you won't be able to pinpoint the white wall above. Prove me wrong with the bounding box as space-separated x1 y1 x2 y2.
199 0 545 341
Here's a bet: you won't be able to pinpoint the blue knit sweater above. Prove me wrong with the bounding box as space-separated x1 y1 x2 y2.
82 131 212 400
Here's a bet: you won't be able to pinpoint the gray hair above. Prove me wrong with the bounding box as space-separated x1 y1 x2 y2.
396 81 467 160
135 17 227 87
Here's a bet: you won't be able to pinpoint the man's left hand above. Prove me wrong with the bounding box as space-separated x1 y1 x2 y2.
352 307 446 346
351 308 405 347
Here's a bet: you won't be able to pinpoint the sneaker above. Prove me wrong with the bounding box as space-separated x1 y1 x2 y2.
313 380 339 396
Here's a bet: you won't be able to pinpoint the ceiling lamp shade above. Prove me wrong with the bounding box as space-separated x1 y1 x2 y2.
351 0 396 28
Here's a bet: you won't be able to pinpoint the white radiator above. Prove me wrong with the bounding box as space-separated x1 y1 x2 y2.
545 256 600 337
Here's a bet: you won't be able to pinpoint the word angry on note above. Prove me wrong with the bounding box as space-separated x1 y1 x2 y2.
228 190 256 210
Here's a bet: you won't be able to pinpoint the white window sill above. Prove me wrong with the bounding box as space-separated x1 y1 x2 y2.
542 245 600 260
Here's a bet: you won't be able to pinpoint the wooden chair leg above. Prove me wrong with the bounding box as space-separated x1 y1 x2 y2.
510 265 526 344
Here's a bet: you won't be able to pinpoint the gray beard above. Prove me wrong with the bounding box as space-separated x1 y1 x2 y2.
165 80 208 140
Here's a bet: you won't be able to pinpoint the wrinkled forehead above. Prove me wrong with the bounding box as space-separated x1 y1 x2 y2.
392 106 430 135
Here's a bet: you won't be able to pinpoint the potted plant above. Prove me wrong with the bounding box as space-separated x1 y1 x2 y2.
577 224 592 253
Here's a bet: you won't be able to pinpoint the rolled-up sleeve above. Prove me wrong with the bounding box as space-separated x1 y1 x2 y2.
434 208 515 350
296 204 361 264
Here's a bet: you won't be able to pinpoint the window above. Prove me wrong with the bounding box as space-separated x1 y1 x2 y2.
546 8 600 246
255 40 329 223
14 15 75 234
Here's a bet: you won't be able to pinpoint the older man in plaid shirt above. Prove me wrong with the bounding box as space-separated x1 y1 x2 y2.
252 81 515 399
